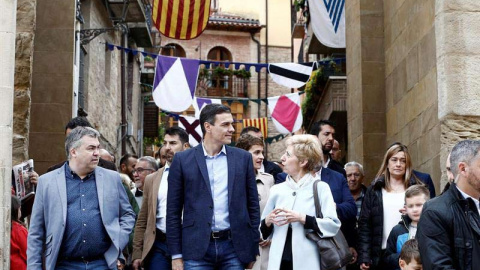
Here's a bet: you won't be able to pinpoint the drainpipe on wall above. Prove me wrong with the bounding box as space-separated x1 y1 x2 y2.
251 32 261 118
121 31 127 155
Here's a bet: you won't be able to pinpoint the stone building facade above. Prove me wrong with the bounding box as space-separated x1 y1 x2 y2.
13 0 36 166
345 0 480 191
158 12 292 163
13 0 151 174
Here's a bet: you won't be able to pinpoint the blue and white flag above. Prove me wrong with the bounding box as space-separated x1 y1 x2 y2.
309 0 346 48
152 56 199 112
192 97 222 118
268 62 315 88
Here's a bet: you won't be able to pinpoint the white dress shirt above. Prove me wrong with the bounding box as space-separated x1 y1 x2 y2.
457 185 480 214
156 164 169 232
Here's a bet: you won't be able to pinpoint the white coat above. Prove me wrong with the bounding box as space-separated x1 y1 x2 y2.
254 171 275 270
261 174 341 270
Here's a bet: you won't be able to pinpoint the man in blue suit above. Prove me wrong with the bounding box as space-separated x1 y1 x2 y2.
27 127 136 270
167 104 260 270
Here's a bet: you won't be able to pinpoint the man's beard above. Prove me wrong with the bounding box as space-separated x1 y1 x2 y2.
166 152 174 164
322 148 331 155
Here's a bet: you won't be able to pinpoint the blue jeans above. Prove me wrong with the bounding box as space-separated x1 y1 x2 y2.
144 239 172 270
56 258 111 270
184 239 244 270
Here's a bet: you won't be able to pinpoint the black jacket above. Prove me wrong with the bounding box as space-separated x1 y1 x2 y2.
383 215 413 270
357 176 420 268
417 183 480 270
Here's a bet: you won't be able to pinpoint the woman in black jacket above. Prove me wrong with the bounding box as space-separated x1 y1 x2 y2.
357 143 424 270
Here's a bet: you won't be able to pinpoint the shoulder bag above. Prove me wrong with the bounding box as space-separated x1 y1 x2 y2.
306 180 353 270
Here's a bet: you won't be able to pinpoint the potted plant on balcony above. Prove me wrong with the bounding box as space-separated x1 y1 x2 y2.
143 55 155 68
212 66 233 77
233 69 251 79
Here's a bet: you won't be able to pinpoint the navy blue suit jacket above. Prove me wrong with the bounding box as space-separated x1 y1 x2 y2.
413 170 436 197
277 168 357 246
166 144 260 263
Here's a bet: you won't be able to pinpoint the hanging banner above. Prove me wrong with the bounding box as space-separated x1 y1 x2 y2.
193 97 222 118
309 0 346 48
152 0 211 40
268 93 303 134
268 62 315 88
152 56 199 112
243 117 268 138
178 115 203 147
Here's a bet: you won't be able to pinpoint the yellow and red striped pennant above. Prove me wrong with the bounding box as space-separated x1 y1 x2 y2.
243 118 268 139
152 0 211 40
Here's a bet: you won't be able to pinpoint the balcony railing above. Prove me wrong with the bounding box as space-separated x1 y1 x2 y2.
196 69 250 98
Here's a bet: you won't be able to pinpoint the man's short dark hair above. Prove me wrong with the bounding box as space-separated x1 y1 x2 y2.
310 120 336 136
65 117 92 132
199 104 231 135
450 140 480 177
165 127 189 145
399 239 421 265
240 126 261 136
119 153 139 167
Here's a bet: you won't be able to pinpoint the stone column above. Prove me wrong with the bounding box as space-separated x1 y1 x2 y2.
436 0 480 188
0 0 17 267
345 0 386 182
13 0 36 165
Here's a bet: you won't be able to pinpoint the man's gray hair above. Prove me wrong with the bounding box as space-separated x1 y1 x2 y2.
450 140 480 177
344 161 365 176
65 127 100 159
138 156 159 171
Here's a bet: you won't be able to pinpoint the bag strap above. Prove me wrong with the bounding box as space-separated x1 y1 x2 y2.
312 179 324 219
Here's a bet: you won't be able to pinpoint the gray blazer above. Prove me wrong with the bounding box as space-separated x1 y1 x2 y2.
27 165 136 270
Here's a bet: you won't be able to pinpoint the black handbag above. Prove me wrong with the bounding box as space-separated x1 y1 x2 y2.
306 180 353 270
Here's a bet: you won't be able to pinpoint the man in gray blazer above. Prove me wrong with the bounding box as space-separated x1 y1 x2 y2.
27 127 136 270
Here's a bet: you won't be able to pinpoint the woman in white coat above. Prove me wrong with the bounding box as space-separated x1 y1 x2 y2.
260 134 341 270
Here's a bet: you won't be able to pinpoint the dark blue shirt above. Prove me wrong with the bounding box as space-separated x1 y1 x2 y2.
60 163 110 258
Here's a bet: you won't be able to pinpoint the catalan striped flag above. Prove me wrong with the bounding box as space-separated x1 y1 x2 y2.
243 118 268 139
152 0 211 40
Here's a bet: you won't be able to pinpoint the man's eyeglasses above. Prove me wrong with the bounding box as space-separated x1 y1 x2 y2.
133 168 155 174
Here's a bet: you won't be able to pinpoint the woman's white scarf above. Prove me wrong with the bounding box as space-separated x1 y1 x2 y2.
285 172 317 191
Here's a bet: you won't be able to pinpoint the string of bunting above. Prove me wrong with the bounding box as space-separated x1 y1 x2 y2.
106 42 345 73
140 82 305 105
158 110 289 144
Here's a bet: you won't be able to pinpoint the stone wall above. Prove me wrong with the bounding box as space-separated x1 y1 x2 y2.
436 1 480 189
29 0 76 174
13 0 36 165
345 0 386 183
82 0 123 155
80 0 144 160
384 0 440 190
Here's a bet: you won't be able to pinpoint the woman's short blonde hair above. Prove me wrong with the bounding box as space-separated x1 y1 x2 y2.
285 134 323 172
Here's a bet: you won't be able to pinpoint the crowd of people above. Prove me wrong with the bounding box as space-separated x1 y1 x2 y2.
9 103 480 270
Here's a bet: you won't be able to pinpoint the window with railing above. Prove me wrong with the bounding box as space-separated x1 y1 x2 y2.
195 46 250 98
